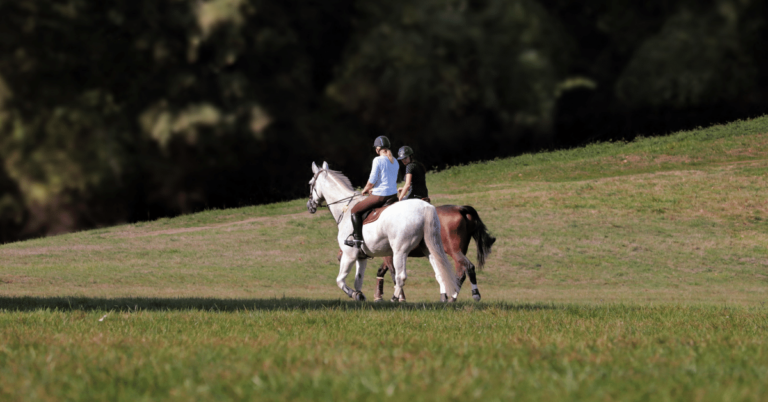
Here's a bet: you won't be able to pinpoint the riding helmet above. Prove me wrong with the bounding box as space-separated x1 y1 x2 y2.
397 146 414 160
373 136 391 149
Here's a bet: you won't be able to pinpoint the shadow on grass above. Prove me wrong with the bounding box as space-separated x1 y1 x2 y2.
0 296 564 312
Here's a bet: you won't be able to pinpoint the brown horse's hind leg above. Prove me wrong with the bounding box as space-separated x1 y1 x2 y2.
375 256 402 302
374 257 393 302
467 262 481 301
444 239 468 302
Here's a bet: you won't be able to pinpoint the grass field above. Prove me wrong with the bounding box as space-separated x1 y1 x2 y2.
2 116 768 400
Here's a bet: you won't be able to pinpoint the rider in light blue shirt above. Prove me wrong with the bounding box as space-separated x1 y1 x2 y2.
367 152 399 196
345 136 399 248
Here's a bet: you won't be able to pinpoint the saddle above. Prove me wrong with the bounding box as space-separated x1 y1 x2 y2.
360 197 431 226
361 196 398 225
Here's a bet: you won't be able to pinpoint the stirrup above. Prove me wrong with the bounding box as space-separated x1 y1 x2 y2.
343 238 364 248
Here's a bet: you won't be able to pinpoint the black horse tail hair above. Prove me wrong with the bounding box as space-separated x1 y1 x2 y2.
459 205 496 270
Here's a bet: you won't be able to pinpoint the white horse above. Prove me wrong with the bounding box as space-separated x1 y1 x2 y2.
307 161 458 302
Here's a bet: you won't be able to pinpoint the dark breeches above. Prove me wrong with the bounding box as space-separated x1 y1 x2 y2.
350 194 396 217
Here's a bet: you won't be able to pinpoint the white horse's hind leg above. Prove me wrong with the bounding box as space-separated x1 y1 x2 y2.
392 252 408 302
337 254 364 301
428 253 456 302
428 254 448 295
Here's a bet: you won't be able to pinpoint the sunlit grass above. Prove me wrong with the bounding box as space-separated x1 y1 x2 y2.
1 300 767 401
2 116 768 400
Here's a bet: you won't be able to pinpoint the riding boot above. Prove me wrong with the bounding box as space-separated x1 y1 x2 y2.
344 214 364 248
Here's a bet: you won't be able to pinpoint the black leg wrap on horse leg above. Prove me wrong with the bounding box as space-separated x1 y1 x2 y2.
374 277 384 302
467 264 477 284
467 264 481 301
376 264 388 278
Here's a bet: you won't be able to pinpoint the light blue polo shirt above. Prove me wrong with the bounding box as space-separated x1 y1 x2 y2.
368 155 399 196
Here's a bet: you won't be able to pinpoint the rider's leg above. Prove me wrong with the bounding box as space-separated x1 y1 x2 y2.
345 195 388 247
350 213 363 243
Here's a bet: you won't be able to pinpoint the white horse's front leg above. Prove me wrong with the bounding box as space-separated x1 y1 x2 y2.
353 258 368 294
392 252 408 302
338 253 364 301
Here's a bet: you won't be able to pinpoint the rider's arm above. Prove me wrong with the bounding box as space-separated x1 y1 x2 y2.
361 182 375 195
398 174 412 201
364 158 382 195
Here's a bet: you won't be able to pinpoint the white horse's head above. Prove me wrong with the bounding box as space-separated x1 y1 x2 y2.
307 161 329 214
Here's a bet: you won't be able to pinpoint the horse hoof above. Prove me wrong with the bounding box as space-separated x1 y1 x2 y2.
449 297 457 303
472 289 481 301
374 297 383 303
352 291 366 302
390 296 398 303
440 293 449 303
398 297 406 302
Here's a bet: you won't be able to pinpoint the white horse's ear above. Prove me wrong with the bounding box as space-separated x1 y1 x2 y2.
312 162 319 174
322 161 329 170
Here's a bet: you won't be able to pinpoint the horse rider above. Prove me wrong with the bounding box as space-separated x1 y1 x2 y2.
344 136 399 248
397 146 429 201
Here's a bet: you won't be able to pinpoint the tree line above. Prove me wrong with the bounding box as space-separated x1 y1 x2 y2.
0 0 766 242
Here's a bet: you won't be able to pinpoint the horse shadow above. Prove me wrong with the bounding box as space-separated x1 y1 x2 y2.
0 296 565 313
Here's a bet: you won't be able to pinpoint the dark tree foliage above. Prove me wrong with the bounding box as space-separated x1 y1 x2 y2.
0 0 765 241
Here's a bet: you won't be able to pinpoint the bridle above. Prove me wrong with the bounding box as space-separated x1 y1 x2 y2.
308 169 360 226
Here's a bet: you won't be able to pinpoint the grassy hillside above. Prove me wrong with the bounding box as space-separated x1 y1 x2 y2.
2 116 768 401
2 116 767 304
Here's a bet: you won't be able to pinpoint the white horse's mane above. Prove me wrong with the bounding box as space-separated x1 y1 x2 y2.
323 169 355 193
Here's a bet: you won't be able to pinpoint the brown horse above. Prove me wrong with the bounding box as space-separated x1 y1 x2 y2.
339 205 495 302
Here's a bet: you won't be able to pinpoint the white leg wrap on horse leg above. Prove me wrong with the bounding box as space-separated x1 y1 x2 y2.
472 284 478 291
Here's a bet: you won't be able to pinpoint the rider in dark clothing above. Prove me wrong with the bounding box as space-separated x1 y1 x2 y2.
396 146 429 201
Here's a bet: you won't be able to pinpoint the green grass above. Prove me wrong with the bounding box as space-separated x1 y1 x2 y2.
1 300 767 401
2 116 768 400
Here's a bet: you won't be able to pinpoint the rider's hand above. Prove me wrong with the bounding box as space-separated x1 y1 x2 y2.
361 188 371 195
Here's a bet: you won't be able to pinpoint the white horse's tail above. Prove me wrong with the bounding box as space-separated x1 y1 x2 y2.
424 205 458 297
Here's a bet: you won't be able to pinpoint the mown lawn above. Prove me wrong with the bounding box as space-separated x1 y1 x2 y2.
1 300 767 401
2 116 768 400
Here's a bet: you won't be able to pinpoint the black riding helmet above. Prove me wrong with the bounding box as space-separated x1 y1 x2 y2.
373 136 391 149
397 146 413 160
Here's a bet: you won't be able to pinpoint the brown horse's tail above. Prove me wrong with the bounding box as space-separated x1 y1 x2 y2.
459 206 496 270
